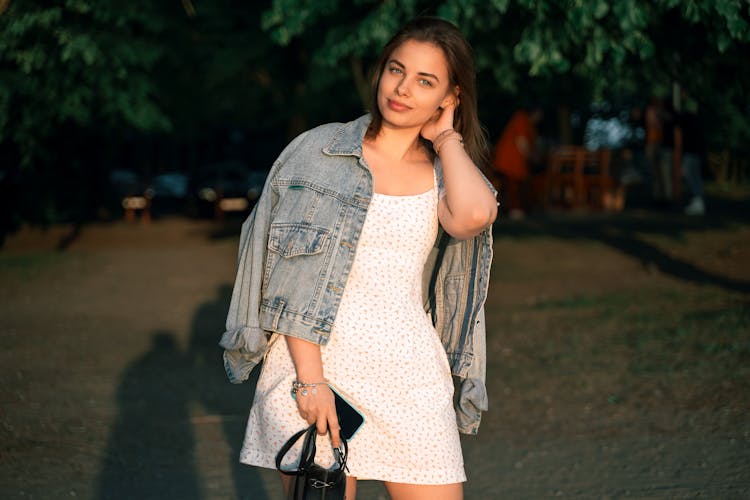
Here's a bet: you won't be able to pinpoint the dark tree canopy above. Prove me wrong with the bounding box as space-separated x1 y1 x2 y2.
0 0 748 233
262 0 749 145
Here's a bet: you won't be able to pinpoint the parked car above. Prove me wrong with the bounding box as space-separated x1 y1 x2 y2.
145 172 190 217
109 169 143 200
188 161 267 219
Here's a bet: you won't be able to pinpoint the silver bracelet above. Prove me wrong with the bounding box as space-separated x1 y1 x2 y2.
291 380 327 397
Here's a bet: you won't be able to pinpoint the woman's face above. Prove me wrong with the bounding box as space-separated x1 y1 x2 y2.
377 39 456 131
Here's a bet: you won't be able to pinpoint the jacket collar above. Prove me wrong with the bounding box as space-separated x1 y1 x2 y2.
322 114 371 157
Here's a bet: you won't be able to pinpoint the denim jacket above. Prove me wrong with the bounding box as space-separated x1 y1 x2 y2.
220 114 494 434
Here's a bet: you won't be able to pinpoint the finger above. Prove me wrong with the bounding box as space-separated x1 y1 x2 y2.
437 106 455 126
316 414 328 436
329 414 342 448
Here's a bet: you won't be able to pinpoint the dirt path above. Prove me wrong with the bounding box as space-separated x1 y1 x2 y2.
1 207 748 499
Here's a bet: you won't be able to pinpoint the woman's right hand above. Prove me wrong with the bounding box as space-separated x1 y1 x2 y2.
285 335 342 448
295 382 342 448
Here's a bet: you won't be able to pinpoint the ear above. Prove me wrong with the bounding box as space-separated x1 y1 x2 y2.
441 85 461 108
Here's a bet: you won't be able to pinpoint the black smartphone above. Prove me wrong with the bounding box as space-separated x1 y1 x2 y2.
330 385 365 440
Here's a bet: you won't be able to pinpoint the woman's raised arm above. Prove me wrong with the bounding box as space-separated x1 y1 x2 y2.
423 102 497 239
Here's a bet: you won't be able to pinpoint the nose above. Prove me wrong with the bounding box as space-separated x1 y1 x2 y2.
395 77 409 96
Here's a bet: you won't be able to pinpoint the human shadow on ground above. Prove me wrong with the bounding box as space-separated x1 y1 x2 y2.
494 191 750 294
95 286 270 500
95 331 202 500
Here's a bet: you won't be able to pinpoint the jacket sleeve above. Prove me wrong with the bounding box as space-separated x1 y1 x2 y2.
455 306 489 434
456 221 493 434
219 163 279 384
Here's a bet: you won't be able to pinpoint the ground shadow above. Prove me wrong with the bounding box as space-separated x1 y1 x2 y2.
495 189 750 294
188 284 271 500
95 284 270 499
95 331 202 500
56 222 84 251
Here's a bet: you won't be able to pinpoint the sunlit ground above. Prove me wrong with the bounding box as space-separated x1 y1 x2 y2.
1 183 748 499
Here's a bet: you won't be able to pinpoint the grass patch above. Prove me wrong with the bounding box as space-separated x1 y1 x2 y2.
0 252 64 277
625 302 750 378
500 290 749 398
531 292 636 311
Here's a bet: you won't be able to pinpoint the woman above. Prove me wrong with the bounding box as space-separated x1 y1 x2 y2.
220 17 497 499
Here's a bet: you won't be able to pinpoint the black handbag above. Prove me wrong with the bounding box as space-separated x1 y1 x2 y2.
275 425 348 500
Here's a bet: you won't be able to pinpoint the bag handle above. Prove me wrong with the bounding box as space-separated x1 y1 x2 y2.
275 425 348 476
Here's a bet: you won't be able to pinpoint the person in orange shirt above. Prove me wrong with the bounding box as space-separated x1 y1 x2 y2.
492 107 543 218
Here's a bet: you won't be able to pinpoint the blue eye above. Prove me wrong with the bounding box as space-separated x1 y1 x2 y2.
389 66 402 74
419 79 433 87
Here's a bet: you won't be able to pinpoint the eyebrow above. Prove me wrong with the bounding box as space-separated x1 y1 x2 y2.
388 58 440 82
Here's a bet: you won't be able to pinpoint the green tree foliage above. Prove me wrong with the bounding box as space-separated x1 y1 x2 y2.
0 1 291 231
0 0 178 234
0 0 748 239
0 0 171 168
261 0 750 147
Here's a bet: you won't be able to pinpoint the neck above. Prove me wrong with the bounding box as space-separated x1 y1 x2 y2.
368 122 425 162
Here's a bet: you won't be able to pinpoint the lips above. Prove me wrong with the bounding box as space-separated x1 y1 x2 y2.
387 99 410 112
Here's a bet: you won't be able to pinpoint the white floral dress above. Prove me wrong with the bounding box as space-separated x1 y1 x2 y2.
239 175 465 484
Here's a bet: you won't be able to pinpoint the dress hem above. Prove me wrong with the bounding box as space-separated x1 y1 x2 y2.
240 456 466 485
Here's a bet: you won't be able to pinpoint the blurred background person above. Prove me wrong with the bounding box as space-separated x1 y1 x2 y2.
646 96 679 204
676 91 707 215
491 106 543 219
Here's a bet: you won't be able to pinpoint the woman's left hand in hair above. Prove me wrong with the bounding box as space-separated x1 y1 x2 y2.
421 98 458 142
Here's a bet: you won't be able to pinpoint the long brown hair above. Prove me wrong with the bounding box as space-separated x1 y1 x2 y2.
365 17 490 170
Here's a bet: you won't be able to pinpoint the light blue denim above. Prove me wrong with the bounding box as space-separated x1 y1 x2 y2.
220 114 494 434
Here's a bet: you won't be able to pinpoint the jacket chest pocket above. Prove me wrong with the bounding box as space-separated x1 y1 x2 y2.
268 223 331 258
